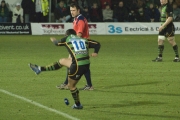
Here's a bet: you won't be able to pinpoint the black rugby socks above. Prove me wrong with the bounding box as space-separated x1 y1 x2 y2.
173 45 179 57
71 88 80 106
40 61 62 71
158 45 164 57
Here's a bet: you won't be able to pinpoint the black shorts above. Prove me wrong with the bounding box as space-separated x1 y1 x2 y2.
68 64 90 80
159 24 175 37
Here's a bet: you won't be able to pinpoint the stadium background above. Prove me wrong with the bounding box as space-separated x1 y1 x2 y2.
1 0 180 120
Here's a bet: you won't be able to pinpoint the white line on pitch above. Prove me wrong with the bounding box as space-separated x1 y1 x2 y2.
0 89 80 120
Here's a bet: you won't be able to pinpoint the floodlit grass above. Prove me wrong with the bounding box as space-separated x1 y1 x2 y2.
0 35 180 120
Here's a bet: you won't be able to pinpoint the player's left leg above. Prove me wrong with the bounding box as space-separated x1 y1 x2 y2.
167 36 180 62
68 64 90 109
68 77 83 109
68 64 86 109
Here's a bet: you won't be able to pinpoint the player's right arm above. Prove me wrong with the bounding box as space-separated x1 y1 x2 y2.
159 5 173 32
162 5 173 28
88 39 101 57
50 37 67 46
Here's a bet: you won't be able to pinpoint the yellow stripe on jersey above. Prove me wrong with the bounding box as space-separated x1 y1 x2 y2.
65 42 79 76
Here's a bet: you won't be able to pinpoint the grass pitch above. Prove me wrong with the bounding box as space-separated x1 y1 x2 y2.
0 35 180 120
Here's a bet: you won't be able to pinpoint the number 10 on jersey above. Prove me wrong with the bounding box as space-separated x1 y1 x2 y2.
72 40 87 51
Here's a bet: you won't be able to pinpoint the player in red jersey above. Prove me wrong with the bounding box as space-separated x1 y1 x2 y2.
56 3 100 90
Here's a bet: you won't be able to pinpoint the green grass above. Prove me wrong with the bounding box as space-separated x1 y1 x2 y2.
0 35 180 120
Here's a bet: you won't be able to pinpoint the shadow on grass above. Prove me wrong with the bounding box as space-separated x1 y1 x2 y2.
86 101 165 108
86 101 180 119
120 91 180 97
88 109 180 119
101 81 161 89
96 81 180 97
96 90 180 97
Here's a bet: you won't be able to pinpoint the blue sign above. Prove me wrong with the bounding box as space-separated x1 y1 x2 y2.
108 25 123 34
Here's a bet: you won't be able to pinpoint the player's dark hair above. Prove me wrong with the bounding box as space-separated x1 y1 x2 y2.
70 3 80 10
66 29 76 36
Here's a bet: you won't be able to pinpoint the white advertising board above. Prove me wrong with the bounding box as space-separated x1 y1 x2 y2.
105 22 180 35
31 22 180 35
31 23 68 35
31 23 106 35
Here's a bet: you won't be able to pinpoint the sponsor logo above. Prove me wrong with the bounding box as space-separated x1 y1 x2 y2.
108 25 123 34
88 24 97 34
0 23 31 35
41 24 65 34
175 27 180 31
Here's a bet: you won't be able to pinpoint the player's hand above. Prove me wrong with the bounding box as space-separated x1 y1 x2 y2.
158 26 164 32
91 53 98 57
50 37 56 42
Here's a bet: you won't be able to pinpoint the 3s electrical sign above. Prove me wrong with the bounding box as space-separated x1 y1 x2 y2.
108 25 123 34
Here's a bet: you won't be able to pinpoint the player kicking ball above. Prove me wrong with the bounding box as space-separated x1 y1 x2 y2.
29 29 100 109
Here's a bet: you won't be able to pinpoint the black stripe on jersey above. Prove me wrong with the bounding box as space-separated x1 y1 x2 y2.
67 42 72 45
77 56 89 61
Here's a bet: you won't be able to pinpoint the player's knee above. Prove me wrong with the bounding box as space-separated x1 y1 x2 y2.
167 37 176 45
67 82 76 90
59 58 65 64
158 35 166 40
167 36 175 41
67 84 73 90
